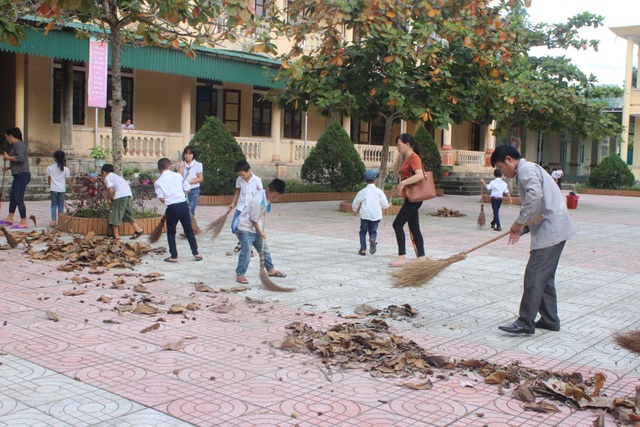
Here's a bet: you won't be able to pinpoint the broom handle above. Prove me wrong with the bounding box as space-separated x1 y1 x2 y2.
462 214 544 255
0 160 6 210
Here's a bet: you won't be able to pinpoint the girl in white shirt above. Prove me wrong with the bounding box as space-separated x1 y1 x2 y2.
177 145 204 216
46 150 73 227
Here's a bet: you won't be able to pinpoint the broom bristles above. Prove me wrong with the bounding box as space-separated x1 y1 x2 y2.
391 254 467 288
614 330 640 354
147 215 166 244
205 211 230 241
259 251 294 292
1 226 19 248
29 215 37 228
190 213 202 235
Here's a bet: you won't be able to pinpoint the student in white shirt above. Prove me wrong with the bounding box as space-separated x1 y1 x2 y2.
154 158 201 263
481 168 513 232
351 170 389 255
177 145 203 216
46 150 73 227
101 164 144 240
228 160 262 253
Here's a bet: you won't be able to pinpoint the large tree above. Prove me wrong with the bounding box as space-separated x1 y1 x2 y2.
0 0 261 174
267 0 523 182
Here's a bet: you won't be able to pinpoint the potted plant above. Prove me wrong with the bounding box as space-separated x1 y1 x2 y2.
138 170 154 186
90 146 111 168
442 166 453 177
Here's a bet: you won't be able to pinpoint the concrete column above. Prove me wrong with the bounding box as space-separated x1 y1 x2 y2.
483 120 496 166
14 54 25 132
620 39 634 162
633 116 640 169
180 77 192 147
441 124 453 166
342 115 351 137
271 106 282 162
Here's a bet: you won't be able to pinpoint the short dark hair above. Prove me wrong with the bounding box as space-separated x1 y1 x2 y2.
234 160 251 172
490 144 521 166
101 164 114 174
4 127 23 141
268 178 286 194
183 145 197 159
158 158 172 171
493 168 502 178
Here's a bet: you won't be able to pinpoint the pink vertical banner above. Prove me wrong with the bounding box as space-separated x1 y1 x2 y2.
87 38 109 108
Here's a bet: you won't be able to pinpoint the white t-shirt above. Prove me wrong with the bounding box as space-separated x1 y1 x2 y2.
235 173 263 211
551 170 564 180
155 170 190 206
46 164 70 192
104 173 132 199
238 189 269 233
486 178 509 198
181 160 203 189
351 184 389 221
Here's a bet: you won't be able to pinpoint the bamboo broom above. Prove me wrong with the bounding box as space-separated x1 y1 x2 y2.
259 216 294 292
613 331 640 354
0 226 19 248
147 215 166 244
190 212 202 235
391 214 544 288
0 160 6 211
205 210 231 241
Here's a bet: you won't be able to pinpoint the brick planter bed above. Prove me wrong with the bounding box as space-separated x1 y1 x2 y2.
56 213 165 236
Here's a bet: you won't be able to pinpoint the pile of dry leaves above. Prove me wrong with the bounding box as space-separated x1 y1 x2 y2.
21 229 165 269
429 207 466 217
278 319 640 425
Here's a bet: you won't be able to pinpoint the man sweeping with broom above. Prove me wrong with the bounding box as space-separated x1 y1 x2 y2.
491 144 575 335
235 178 286 286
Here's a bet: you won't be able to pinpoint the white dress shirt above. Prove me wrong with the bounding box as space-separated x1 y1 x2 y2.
351 184 389 221
155 170 190 206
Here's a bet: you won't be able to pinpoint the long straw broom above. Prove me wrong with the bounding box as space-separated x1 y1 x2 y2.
190 213 202 235
0 160 6 211
391 214 544 288
613 331 640 354
205 210 231 241
0 226 19 248
259 217 294 292
147 215 166 244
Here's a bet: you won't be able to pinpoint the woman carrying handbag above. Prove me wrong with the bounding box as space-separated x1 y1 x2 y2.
389 133 430 267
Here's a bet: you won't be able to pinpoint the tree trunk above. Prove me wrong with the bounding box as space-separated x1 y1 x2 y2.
377 113 395 188
60 60 73 155
108 28 124 175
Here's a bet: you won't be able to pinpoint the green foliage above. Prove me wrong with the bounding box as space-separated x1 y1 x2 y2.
89 146 110 159
415 126 442 180
123 167 141 180
390 197 404 206
191 116 245 195
300 122 365 192
587 154 636 189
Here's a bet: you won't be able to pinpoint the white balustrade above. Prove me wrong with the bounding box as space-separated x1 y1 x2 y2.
99 133 166 158
455 150 484 166
238 140 262 160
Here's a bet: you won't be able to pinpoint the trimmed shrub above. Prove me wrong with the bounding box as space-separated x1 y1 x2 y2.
301 121 366 192
191 116 246 195
587 154 635 189
415 125 442 180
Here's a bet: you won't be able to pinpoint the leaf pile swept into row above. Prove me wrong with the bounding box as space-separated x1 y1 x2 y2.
429 207 466 217
23 229 165 269
279 320 640 424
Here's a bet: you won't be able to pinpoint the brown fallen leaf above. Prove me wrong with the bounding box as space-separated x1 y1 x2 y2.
402 380 433 390
592 372 606 397
220 286 248 293
70 276 92 284
169 304 187 314
522 401 561 413
133 285 150 294
46 310 59 322
592 411 605 427
97 295 113 303
144 272 163 278
162 339 187 351
513 384 536 402
186 302 200 311
57 264 78 272
63 289 87 296
140 323 161 333
132 303 158 315
195 283 215 292
484 371 508 384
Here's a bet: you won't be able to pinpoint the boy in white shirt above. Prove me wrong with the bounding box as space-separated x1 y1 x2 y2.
351 170 389 255
154 158 201 263
481 168 513 232
101 164 144 240
228 160 263 253
46 150 73 227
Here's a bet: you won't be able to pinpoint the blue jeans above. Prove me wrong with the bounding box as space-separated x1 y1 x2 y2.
236 230 274 276
9 172 31 219
359 219 380 250
50 191 66 221
165 201 198 259
231 208 243 234
186 187 200 215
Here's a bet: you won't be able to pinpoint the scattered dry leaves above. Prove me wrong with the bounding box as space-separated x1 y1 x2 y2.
429 207 466 217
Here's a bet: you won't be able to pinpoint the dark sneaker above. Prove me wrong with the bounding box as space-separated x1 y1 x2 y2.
369 238 377 254
358 249 366 256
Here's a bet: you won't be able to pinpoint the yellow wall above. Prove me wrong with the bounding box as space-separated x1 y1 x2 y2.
133 70 183 132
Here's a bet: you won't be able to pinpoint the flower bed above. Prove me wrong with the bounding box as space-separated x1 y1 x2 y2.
482 194 521 205
56 213 164 236
576 188 640 197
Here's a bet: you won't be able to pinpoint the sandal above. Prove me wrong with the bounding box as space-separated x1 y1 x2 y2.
194 254 203 261
236 275 249 284
388 259 408 268
267 270 287 278
233 243 242 253
130 231 143 240
164 257 178 263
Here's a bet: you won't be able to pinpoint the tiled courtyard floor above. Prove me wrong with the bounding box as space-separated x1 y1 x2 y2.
0 193 639 426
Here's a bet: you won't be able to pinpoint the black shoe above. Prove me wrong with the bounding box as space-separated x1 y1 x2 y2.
358 249 366 256
369 238 377 254
535 320 560 331
490 222 495 229
495 227 502 232
498 322 534 335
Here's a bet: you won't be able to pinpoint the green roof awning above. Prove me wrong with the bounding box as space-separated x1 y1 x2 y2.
0 27 281 88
